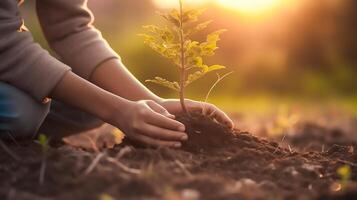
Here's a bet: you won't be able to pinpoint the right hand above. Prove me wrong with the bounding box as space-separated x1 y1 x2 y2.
112 100 187 148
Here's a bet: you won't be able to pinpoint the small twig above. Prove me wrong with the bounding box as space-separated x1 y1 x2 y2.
0 139 20 161
5 131 20 147
174 159 192 177
203 71 234 114
84 152 106 176
39 157 47 185
273 133 286 154
106 157 141 175
115 146 133 159
288 145 294 154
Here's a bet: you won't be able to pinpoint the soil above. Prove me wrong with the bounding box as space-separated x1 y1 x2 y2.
0 113 356 200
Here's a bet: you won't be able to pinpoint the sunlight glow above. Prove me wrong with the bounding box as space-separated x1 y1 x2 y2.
152 0 207 9
152 0 290 17
216 0 283 15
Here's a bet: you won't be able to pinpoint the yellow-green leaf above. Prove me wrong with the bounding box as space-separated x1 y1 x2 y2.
187 57 204 69
185 71 205 86
182 8 206 23
337 165 351 182
38 134 47 146
186 20 212 36
146 77 180 91
157 9 180 27
199 29 226 57
206 65 226 73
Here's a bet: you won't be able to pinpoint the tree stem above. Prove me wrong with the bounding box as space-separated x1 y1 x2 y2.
179 0 189 115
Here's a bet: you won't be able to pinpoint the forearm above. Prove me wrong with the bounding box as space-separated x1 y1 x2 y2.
90 59 162 103
50 71 131 124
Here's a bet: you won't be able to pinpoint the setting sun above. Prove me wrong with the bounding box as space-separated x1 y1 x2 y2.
152 0 290 17
216 0 283 15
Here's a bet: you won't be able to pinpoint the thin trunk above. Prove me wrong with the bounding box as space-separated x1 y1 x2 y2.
179 0 189 115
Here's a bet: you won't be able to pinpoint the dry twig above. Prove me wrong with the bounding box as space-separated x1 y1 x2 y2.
84 152 106 175
174 159 192 177
106 157 141 175
0 139 20 161
273 133 286 154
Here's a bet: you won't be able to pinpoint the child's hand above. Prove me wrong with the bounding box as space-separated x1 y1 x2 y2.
116 100 187 148
159 99 234 129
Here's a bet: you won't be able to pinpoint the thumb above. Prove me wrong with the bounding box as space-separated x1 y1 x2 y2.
147 101 175 119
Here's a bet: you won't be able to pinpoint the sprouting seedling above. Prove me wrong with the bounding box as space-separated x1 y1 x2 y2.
337 165 351 189
140 0 227 115
38 134 49 152
37 134 49 185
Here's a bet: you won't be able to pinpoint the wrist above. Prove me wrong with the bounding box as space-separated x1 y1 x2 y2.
102 95 133 125
152 96 164 104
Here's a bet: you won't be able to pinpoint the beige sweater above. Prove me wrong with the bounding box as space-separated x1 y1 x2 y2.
0 0 119 101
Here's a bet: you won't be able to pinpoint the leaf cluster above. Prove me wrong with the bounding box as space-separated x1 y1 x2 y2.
140 3 227 91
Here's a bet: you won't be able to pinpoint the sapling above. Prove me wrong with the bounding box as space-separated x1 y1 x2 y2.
140 0 227 115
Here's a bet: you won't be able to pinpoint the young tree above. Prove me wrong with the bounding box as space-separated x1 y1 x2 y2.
140 0 226 115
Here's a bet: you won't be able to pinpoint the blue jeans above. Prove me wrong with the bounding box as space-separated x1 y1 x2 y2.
0 82 103 140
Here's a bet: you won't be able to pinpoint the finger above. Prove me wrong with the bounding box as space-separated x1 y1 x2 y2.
131 133 182 148
139 124 188 141
207 106 234 128
145 109 186 132
147 101 175 119
185 100 235 128
184 100 205 114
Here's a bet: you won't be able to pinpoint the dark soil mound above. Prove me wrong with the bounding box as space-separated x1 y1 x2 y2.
0 115 356 200
176 113 237 153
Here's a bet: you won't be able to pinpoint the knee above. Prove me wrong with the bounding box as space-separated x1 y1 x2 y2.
0 83 50 139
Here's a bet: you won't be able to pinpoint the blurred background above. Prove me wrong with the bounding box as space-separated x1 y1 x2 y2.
20 0 357 135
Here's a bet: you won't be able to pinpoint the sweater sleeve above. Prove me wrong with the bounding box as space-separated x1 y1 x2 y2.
0 0 71 102
36 0 120 80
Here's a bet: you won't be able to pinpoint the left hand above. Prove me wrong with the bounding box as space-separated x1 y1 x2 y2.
157 99 234 129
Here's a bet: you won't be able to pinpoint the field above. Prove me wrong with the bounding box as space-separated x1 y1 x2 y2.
1 105 356 200
2 0 356 199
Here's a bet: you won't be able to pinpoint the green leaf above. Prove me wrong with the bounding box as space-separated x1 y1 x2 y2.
207 29 227 42
139 28 180 65
200 29 227 56
205 65 226 73
38 134 48 151
185 71 205 87
187 57 204 69
157 9 180 27
185 64 225 86
186 20 212 36
337 165 351 183
146 77 180 91
185 40 200 55
182 8 206 23
142 25 176 42
38 134 47 146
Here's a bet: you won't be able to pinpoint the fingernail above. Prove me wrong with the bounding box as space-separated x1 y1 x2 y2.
166 114 175 119
181 135 188 140
179 126 185 132
174 143 181 148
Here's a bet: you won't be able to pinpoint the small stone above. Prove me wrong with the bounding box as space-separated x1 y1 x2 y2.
181 189 200 200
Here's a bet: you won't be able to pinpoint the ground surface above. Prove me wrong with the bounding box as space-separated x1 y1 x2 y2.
0 113 356 200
